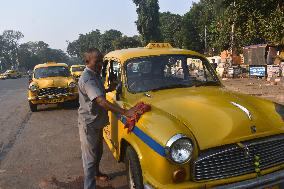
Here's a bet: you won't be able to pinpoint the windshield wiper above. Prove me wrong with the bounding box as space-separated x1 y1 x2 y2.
193 81 220 87
151 84 189 92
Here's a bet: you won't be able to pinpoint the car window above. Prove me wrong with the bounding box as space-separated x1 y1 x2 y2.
34 66 70 79
126 55 219 93
71 66 85 72
106 60 121 87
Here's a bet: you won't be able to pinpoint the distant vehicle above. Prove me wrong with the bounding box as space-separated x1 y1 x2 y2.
28 62 78 112
0 72 8 80
0 70 21 79
70 65 85 81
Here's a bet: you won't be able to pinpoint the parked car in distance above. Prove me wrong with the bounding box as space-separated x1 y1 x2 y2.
70 65 85 81
0 70 21 79
28 62 78 112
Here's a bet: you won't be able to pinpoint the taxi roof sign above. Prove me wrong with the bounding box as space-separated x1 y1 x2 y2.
145 43 173 49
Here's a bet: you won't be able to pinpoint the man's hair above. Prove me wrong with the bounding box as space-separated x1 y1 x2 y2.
84 48 102 64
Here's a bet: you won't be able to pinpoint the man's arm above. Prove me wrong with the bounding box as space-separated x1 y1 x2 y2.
95 96 135 118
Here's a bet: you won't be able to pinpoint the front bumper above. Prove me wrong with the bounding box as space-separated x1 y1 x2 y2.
212 168 284 189
28 93 78 104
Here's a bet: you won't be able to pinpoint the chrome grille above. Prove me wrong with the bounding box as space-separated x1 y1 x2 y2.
38 87 68 96
193 134 284 181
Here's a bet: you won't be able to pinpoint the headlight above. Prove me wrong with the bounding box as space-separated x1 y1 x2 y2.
29 83 39 92
69 82 76 88
275 103 284 121
165 134 194 164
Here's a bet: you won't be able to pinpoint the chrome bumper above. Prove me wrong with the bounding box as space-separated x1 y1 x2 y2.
28 93 77 101
212 169 284 189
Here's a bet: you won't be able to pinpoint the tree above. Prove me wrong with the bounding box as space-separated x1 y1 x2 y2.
0 30 24 70
159 12 183 48
181 2 205 52
99 29 122 53
133 0 161 44
18 41 69 70
67 30 101 58
112 35 142 49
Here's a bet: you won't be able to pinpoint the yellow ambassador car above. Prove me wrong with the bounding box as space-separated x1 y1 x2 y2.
70 64 85 81
0 70 21 79
28 62 78 112
102 43 284 189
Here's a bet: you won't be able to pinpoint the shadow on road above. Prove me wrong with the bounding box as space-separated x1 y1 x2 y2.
39 170 128 189
36 104 78 112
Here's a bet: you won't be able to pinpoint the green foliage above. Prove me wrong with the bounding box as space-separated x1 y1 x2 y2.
181 0 284 54
18 41 69 70
67 30 142 58
0 30 24 70
159 12 183 48
133 0 161 44
112 35 142 50
99 29 122 53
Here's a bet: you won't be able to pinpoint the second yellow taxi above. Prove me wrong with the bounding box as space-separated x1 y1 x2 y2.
28 62 78 112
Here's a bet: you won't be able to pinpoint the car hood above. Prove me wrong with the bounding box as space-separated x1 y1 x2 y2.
140 87 284 150
33 77 72 88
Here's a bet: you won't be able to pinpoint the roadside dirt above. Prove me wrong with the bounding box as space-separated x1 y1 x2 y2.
223 78 284 104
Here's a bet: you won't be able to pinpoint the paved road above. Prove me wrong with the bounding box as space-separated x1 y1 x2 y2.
0 78 127 189
1 78 284 189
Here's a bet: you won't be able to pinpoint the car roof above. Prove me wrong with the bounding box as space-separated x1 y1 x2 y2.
104 43 205 64
34 62 68 70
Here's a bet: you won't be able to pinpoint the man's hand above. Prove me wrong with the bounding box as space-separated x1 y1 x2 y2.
96 96 136 118
123 107 137 118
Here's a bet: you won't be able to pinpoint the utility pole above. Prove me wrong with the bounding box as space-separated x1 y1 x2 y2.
204 25 207 54
230 0 236 66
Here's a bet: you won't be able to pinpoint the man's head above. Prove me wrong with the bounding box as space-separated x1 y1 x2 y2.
84 48 103 73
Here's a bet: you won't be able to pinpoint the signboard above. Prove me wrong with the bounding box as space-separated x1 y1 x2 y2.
249 65 266 77
280 62 284 77
267 65 280 78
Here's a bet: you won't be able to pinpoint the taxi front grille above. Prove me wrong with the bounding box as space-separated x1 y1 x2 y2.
193 134 284 181
38 87 69 96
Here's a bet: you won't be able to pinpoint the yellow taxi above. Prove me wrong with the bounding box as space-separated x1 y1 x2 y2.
28 62 78 112
70 64 85 81
0 70 21 79
102 43 284 189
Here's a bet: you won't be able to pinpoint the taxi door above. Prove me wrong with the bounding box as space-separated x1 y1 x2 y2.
103 59 124 159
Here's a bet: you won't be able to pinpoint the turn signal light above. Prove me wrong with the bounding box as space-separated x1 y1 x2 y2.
173 167 186 183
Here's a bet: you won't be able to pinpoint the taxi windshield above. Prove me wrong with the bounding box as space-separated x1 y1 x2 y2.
34 66 70 79
126 55 220 93
71 66 85 72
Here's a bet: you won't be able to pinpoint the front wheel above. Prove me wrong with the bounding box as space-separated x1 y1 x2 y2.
125 145 144 189
29 101 37 112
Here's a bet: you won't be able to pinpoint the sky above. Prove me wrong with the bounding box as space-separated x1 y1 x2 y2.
0 0 198 51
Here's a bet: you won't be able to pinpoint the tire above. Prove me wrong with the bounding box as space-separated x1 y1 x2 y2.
125 145 144 189
29 102 37 112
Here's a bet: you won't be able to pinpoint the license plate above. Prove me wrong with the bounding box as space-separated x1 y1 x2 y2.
46 99 64 104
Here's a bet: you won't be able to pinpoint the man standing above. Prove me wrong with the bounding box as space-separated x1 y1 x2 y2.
78 48 136 189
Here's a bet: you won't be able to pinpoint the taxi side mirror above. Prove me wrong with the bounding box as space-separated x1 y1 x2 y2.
116 82 122 101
